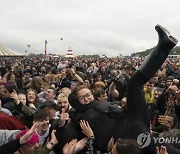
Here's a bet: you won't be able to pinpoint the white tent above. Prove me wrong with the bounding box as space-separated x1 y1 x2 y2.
0 43 24 57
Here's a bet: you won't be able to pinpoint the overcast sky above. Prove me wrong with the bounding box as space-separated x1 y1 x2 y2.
0 0 179 57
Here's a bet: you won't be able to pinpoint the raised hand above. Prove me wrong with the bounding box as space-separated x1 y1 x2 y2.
79 120 94 138
63 139 77 154
50 130 58 145
10 90 20 105
156 146 168 154
173 79 179 86
107 137 115 152
20 122 40 144
59 108 70 127
70 68 76 76
74 137 88 153
166 85 178 95
46 130 58 150
158 115 174 129
176 90 180 106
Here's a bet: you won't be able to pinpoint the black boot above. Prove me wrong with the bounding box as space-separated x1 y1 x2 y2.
138 24 178 80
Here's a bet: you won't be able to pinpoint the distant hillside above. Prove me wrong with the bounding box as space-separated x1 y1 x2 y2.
131 46 180 57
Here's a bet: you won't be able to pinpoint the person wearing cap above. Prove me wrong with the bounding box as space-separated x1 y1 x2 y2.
0 122 58 154
40 100 59 121
0 122 40 154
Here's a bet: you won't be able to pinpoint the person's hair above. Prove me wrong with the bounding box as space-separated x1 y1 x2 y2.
18 92 26 96
166 76 174 81
6 71 16 81
93 72 102 81
147 79 155 85
53 74 62 82
12 65 23 78
48 87 57 96
44 73 54 82
33 109 49 121
42 82 50 91
93 81 105 89
94 89 106 100
74 84 91 96
29 76 45 93
26 88 39 104
115 138 143 154
57 93 68 101
5 83 17 93
155 87 164 94
59 87 71 96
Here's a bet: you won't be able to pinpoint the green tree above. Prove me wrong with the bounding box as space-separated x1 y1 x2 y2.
131 46 180 57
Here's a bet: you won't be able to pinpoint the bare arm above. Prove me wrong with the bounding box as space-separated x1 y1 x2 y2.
70 68 84 84
109 82 119 98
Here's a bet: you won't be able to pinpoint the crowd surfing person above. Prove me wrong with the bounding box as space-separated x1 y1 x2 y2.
0 24 179 154
56 25 180 154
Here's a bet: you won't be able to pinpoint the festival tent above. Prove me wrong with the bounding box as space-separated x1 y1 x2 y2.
0 42 25 57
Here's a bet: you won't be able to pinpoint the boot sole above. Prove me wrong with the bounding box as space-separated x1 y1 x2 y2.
155 24 178 45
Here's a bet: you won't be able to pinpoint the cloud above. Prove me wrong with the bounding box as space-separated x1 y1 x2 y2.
0 0 180 56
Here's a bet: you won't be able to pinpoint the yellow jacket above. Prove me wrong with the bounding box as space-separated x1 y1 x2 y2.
144 88 155 104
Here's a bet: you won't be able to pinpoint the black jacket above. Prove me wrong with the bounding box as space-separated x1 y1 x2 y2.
67 92 126 152
0 138 21 154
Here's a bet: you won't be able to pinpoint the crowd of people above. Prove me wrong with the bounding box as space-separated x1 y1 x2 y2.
0 25 180 154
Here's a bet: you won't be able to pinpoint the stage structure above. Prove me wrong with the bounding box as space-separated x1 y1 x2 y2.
65 47 75 58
